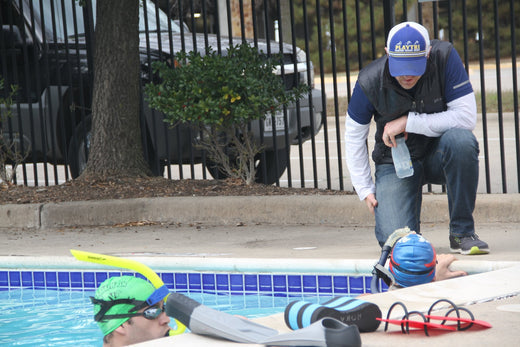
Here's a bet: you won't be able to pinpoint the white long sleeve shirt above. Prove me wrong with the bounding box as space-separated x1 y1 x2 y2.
344 46 477 201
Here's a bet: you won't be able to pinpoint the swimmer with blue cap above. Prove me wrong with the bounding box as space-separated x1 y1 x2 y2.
91 276 172 347
389 233 468 288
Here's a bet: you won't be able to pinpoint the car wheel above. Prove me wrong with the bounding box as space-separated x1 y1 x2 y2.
207 147 289 185
256 147 289 184
143 130 165 177
67 116 92 178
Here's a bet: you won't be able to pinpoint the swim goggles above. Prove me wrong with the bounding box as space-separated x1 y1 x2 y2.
131 304 165 320
108 303 165 320
91 285 169 322
90 298 166 321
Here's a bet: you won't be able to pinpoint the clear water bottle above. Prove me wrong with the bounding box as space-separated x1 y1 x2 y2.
391 136 414 178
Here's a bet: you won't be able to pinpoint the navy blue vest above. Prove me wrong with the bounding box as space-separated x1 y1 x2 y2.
357 40 453 164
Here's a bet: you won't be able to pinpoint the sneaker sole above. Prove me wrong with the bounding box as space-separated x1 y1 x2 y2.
450 246 490 255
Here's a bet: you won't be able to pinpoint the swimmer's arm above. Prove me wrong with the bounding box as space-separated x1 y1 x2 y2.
434 254 467 281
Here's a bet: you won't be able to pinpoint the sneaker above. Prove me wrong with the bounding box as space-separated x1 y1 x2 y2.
450 234 490 255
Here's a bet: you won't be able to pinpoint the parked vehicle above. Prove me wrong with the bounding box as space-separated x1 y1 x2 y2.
0 0 323 184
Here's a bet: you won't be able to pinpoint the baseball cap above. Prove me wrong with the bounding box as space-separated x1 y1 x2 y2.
389 233 436 287
386 22 430 77
91 276 163 336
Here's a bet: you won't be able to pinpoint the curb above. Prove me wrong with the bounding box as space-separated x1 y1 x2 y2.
1 194 519 229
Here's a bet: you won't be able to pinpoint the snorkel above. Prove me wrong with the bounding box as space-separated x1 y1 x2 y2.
370 227 412 294
70 249 186 336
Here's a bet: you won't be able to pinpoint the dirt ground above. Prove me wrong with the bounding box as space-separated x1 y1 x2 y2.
0 176 352 205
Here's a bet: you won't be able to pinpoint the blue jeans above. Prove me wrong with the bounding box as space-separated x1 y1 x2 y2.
374 128 479 246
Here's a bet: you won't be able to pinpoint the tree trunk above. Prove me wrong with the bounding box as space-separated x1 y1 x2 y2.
83 0 151 179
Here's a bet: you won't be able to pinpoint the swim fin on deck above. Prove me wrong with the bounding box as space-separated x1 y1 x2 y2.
165 292 278 343
261 318 361 347
166 292 362 346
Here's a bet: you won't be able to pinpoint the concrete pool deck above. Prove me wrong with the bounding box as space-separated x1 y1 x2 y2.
1 193 519 346
140 265 520 347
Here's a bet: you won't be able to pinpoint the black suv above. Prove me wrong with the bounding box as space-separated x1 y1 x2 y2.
0 0 323 184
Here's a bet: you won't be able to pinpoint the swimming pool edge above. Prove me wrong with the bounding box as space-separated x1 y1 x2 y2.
1 255 518 275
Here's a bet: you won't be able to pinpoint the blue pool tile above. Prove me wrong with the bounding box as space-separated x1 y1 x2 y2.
70 272 83 288
333 276 348 294
364 277 372 292
83 272 95 288
230 274 244 292
58 272 70 288
45 272 57 288
288 275 302 293
0 269 373 298
21 271 33 287
188 273 202 292
258 274 272 292
216 274 229 291
9 271 21 287
161 273 174 289
348 276 365 294
244 274 258 292
33 272 45 288
317 275 333 293
202 274 216 292
0 271 8 287
108 272 121 278
273 275 286 292
95 272 108 286
174 273 188 290
302 275 317 293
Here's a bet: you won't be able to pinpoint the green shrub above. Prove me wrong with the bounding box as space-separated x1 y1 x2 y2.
145 43 309 184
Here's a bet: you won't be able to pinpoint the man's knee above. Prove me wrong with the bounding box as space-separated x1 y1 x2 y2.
440 128 479 159
441 128 478 148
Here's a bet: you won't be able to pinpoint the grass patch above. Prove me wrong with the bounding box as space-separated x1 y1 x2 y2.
475 91 518 113
326 97 348 118
327 90 517 117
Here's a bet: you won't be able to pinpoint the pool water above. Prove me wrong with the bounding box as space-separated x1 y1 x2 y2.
0 288 335 346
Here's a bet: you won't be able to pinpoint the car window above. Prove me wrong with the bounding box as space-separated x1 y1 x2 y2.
139 0 182 33
28 0 181 42
28 0 81 41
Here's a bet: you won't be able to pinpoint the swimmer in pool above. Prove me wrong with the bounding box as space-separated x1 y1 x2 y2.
90 276 172 347
389 233 467 289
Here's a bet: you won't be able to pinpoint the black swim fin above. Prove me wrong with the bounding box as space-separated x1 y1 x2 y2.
261 318 362 347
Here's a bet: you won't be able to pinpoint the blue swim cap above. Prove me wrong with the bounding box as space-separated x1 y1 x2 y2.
389 234 436 287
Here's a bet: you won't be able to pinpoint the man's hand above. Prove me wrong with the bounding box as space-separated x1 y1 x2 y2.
434 254 467 281
383 115 408 147
364 193 378 214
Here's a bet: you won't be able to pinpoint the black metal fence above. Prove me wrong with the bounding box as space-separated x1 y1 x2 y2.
1 0 519 194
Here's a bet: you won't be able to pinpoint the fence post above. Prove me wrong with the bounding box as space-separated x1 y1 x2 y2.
383 0 395 39
83 0 95 96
